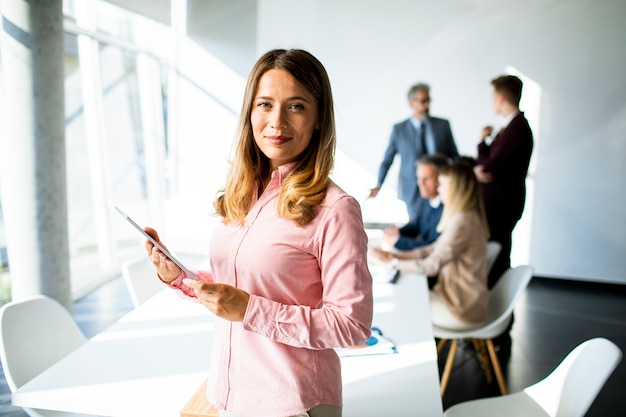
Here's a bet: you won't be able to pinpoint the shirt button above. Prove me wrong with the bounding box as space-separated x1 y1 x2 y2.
252 325 259 332
231 250 236 256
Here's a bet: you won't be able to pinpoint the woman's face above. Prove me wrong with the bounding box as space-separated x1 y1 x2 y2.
251 69 320 171
437 175 450 205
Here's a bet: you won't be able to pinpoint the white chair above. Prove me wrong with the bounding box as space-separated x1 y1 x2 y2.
485 241 502 274
122 252 209 307
444 337 622 417
0 295 91 417
435 265 534 396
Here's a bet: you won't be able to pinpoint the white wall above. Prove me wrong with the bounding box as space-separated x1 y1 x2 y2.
187 0 257 77
255 0 626 283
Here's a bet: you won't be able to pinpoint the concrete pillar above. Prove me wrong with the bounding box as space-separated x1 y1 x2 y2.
0 0 71 310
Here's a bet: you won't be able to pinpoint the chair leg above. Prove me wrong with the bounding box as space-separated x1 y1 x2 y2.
437 338 448 354
485 339 508 395
439 339 458 396
472 339 493 383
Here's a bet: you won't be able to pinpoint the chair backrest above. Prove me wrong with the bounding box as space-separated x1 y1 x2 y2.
486 265 533 322
524 337 622 417
0 295 87 392
431 265 534 340
485 241 502 274
122 256 164 307
122 252 208 307
460 265 535 339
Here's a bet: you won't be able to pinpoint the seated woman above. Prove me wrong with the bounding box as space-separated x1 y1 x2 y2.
370 161 489 330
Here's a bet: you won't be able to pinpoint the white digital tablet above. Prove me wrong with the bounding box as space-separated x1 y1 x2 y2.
115 206 199 280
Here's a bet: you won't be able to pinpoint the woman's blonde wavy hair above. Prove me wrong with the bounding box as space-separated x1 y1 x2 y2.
214 49 336 227
437 161 490 238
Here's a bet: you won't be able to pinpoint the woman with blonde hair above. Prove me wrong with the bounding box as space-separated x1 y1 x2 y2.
371 160 489 330
145 49 373 417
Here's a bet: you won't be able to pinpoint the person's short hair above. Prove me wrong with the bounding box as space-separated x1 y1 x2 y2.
416 153 451 173
407 83 430 101
491 75 523 106
456 155 477 168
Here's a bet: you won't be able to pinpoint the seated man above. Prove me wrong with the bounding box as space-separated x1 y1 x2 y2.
381 153 450 251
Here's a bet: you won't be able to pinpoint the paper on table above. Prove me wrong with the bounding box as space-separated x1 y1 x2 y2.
369 263 400 284
335 327 398 357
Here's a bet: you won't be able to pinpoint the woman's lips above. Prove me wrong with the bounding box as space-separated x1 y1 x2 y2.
265 135 292 145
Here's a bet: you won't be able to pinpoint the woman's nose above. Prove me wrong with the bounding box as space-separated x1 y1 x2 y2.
270 108 287 129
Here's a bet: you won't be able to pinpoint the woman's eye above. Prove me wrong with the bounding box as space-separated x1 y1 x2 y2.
257 102 271 108
289 103 304 110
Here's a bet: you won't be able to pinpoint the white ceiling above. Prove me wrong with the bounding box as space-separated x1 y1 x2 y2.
100 0 257 76
104 0 171 25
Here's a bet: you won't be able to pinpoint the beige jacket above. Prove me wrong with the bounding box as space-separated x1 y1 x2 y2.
414 211 488 323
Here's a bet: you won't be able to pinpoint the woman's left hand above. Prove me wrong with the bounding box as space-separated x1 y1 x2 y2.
381 225 400 247
183 279 250 322
368 246 394 265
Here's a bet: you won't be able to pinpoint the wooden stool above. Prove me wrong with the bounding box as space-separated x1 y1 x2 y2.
180 379 219 417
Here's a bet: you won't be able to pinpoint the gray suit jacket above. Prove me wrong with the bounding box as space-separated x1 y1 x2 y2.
376 116 458 209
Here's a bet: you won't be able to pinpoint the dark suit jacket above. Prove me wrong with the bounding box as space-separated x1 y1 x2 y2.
376 116 458 208
477 112 534 224
395 197 443 250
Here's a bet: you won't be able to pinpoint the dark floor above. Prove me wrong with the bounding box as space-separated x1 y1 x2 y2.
1 276 625 416
440 277 626 416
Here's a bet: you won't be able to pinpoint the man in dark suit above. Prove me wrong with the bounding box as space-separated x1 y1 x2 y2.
475 75 534 289
369 83 459 220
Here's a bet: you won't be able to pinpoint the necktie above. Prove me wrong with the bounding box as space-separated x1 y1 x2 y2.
419 123 428 153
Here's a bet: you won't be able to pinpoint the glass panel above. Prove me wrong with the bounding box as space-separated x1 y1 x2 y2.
94 1 135 44
65 32 99 281
0 202 8 305
100 46 146 203
0 39 7 305
63 0 78 25
99 44 153 259
65 36 160 287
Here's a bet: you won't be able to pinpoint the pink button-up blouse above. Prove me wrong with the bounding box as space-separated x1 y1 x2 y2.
167 163 373 417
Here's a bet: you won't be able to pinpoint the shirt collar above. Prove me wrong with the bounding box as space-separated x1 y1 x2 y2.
410 116 429 129
270 162 298 186
267 161 298 187
429 194 442 208
501 111 519 128
254 162 297 205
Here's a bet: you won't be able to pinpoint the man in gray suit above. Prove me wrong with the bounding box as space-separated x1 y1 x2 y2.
369 83 459 220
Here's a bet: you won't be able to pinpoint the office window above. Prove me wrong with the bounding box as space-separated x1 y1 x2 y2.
62 2 172 294
1 0 240 301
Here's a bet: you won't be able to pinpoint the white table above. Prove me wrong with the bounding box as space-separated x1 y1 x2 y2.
342 274 443 416
13 275 442 417
13 289 213 417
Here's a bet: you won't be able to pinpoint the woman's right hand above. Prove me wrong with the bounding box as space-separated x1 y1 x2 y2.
144 227 182 283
